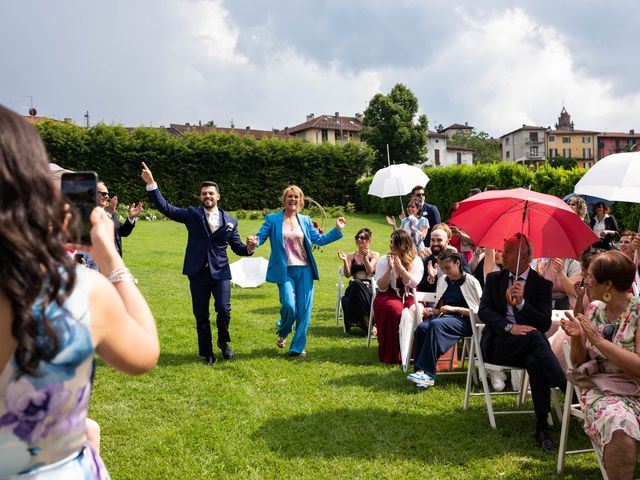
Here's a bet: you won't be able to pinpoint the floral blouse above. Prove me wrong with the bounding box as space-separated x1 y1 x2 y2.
586 296 640 373
0 267 96 477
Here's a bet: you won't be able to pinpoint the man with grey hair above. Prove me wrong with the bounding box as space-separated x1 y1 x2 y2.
478 233 565 453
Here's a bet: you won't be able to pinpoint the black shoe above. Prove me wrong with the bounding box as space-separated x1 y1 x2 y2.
218 341 234 360
203 355 216 365
535 428 556 453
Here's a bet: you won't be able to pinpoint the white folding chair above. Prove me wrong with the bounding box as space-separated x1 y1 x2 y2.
464 311 533 428
556 341 608 478
399 290 438 371
335 266 345 328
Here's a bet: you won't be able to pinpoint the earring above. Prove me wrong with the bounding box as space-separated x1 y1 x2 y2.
603 291 612 303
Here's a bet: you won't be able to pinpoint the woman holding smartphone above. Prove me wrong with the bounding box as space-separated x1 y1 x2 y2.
0 105 160 479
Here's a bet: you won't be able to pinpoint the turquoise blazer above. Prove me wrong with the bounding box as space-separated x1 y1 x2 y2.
256 210 343 284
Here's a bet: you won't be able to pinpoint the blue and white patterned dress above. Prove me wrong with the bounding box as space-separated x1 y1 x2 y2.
0 267 110 479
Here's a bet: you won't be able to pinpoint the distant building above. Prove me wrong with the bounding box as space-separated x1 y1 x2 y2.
437 122 473 138
500 124 547 168
286 112 363 144
424 130 473 167
546 107 597 169
22 115 74 126
167 123 291 140
597 130 639 158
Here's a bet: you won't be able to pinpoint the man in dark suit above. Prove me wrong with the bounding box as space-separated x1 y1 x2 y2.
478 233 566 453
97 181 143 256
141 162 256 364
411 185 441 245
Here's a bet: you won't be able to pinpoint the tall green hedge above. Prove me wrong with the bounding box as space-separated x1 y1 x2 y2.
355 163 640 231
36 121 375 210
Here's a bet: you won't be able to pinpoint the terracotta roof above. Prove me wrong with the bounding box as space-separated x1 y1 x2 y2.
428 130 447 139
287 115 363 134
547 129 599 135
440 123 473 131
500 125 546 138
169 124 291 140
598 131 639 138
22 115 73 126
446 145 474 152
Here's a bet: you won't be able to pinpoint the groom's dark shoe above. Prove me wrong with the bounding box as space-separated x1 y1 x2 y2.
218 341 234 360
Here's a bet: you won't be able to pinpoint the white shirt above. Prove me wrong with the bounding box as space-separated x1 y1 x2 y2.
206 207 220 233
506 267 531 324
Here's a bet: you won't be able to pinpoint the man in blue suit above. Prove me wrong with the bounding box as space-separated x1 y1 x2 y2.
141 162 256 364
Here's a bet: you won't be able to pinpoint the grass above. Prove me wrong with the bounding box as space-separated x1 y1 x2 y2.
92 213 605 479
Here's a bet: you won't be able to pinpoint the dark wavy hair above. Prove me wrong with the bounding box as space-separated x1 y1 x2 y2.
0 105 76 376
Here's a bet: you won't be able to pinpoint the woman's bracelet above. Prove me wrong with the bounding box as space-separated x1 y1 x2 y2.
106 267 138 285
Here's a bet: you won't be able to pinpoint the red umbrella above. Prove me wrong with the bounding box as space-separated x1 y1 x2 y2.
448 188 598 259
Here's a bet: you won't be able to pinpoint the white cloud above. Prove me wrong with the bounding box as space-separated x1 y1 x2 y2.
413 8 640 135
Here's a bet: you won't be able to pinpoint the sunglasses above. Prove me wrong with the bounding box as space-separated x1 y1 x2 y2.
98 191 109 197
567 201 576 206
602 324 615 342
356 235 370 241
414 193 425 197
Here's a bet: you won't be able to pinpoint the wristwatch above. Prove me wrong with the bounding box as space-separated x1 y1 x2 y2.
504 323 513 333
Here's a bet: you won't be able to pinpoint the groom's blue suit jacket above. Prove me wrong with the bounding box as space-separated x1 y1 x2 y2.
147 188 252 280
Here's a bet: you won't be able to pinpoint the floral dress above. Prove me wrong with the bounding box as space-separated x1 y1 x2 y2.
580 296 640 452
0 267 110 479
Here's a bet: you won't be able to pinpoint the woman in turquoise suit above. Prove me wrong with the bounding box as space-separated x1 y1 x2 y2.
0 104 160 479
254 186 346 357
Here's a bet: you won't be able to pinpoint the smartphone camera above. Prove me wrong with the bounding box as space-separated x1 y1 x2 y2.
61 172 98 245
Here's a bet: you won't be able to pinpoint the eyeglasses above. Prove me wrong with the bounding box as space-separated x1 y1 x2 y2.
602 324 615 342
98 191 109 197
356 235 369 241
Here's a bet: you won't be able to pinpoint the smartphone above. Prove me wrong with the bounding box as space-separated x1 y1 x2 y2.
61 172 98 245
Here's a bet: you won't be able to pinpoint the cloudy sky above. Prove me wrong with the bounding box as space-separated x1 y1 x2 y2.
2 0 639 137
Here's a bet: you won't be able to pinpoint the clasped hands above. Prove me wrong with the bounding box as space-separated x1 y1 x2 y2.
560 311 604 347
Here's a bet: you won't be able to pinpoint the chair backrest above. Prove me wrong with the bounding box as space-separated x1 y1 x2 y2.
412 289 438 324
552 310 571 322
469 310 486 365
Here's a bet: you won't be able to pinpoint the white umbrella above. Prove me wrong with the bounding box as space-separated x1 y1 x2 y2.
368 163 430 198
230 257 269 288
574 152 640 203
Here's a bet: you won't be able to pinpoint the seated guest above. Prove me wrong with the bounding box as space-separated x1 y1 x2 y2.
407 249 482 389
560 251 640 480
479 233 566 452
590 202 619 250
535 257 582 309
373 230 423 364
337 228 380 332
386 199 430 255
417 227 470 293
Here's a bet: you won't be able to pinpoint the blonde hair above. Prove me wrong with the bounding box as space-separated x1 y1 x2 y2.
391 229 418 270
282 185 305 209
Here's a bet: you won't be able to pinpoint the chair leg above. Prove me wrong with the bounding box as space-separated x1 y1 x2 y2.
479 365 497 428
556 385 574 474
463 341 476 411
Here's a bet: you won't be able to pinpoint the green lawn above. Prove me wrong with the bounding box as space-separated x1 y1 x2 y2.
92 213 604 479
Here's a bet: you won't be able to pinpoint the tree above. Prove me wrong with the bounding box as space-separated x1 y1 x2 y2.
449 129 501 164
548 156 577 170
361 83 428 171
